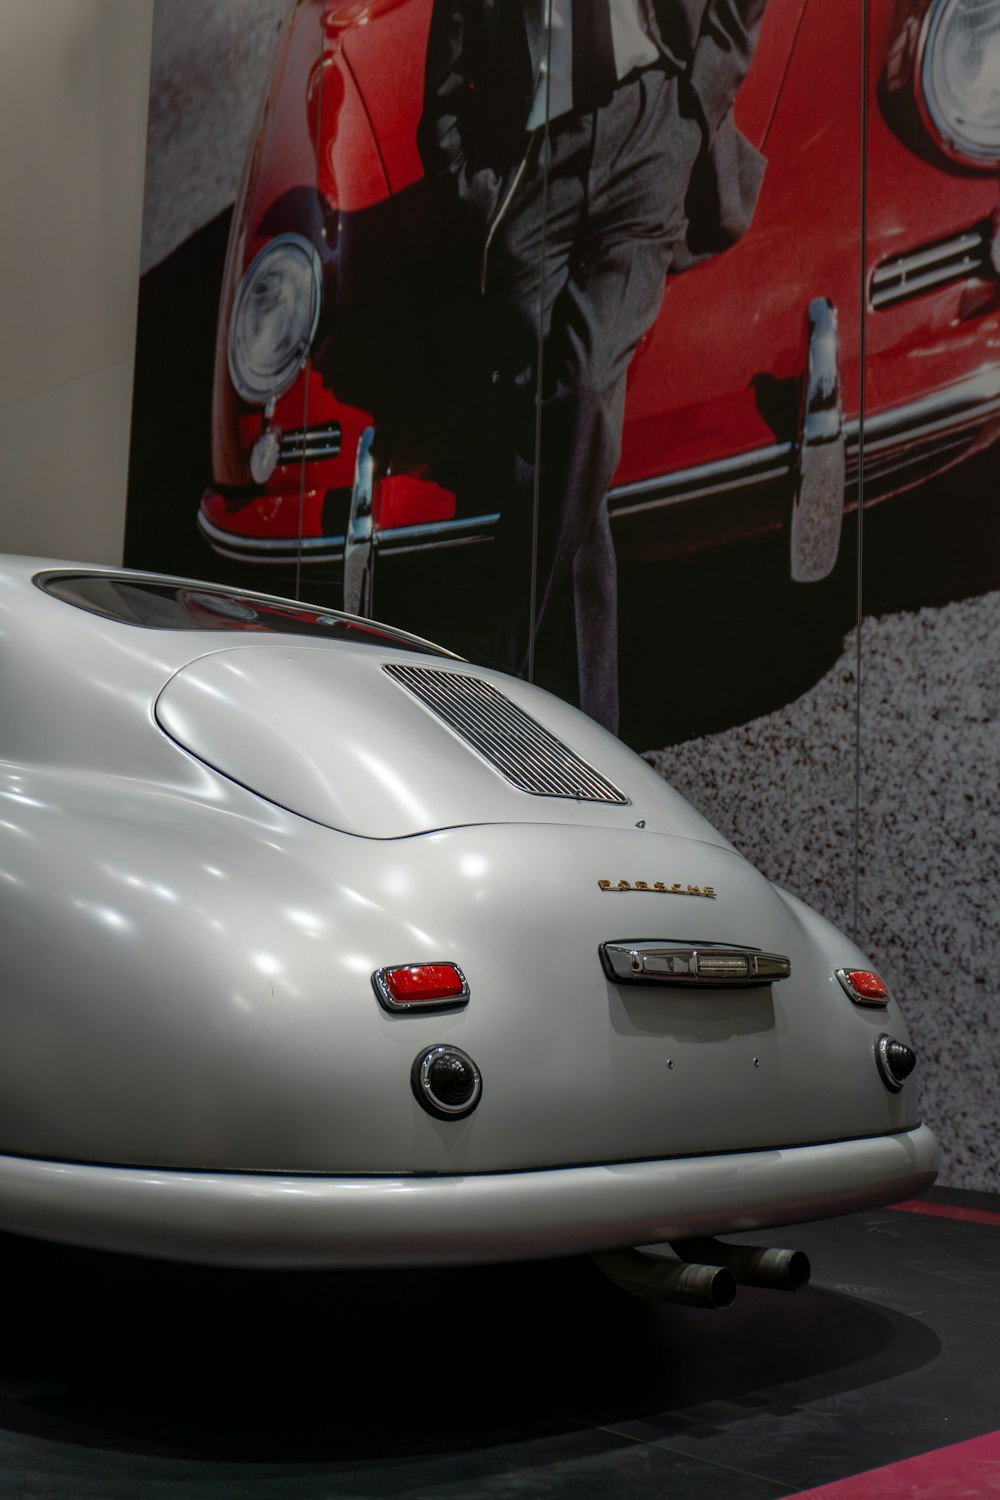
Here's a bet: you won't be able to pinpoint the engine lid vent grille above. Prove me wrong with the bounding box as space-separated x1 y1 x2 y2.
384 664 629 804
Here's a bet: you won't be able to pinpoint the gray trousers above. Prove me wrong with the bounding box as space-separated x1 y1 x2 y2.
484 66 701 733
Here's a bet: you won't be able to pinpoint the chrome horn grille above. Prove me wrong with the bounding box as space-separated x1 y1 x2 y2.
870 223 994 309
383 664 629 803
278 423 343 463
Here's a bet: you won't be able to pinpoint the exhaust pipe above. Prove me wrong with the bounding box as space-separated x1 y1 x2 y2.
593 1248 737 1309
670 1237 811 1292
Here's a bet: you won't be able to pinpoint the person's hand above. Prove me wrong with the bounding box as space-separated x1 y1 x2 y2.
453 161 501 226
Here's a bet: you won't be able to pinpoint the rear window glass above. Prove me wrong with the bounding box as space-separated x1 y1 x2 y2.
37 572 448 655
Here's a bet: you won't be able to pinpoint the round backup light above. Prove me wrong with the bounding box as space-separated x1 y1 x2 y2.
876 1034 917 1093
228 234 322 405
919 0 1000 166
412 1045 482 1120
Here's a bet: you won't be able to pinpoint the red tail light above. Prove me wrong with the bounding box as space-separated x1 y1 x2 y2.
836 969 890 1006
372 963 469 1012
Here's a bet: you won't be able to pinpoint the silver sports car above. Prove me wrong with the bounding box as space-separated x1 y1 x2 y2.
0 556 937 1293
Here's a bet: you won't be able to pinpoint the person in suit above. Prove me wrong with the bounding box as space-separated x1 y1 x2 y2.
419 0 769 733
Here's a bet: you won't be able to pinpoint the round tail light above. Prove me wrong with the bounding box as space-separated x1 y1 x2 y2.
876 1034 917 1092
412 1045 482 1120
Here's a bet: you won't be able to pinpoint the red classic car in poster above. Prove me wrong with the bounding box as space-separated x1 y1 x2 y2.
199 0 1000 625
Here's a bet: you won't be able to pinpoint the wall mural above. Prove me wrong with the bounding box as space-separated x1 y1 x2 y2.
128 0 1000 1188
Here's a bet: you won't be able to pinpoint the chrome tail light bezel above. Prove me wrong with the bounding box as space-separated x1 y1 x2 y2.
372 962 470 1013
875 1033 918 1092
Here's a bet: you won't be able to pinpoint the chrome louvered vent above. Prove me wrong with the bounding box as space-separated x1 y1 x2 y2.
871 224 994 310
384 664 629 803
279 423 343 464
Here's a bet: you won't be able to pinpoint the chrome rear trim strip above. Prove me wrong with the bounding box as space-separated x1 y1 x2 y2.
602 941 791 986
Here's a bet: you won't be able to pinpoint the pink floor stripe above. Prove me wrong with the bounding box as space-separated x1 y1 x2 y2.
787 1429 1000 1498
889 1199 1000 1228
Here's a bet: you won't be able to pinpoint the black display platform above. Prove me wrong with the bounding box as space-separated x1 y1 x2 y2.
2 1187 998 1497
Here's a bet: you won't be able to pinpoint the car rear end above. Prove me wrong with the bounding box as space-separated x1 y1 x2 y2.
0 605 939 1266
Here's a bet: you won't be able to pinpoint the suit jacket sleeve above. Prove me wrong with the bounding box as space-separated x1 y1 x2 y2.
672 0 770 267
418 0 471 181
689 0 769 139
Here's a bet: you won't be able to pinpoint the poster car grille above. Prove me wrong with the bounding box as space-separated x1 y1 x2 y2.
278 424 342 463
870 223 993 309
383 664 628 803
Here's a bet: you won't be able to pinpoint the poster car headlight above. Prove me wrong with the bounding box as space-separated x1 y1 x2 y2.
919 0 1000 166
227 234 322 405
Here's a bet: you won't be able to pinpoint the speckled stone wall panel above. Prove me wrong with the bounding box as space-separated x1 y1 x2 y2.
646 592 1000 1191
854 597 1000 1192
141 0 290 272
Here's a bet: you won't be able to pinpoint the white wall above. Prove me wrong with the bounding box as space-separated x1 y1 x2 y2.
0 0 154 565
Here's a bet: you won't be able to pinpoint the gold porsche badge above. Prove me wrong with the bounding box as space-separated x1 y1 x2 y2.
598 880 716 898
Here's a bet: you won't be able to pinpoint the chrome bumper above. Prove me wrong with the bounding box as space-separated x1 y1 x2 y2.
609 365 1000 523
0 1125 938 1268
199 366 1000 575
195 509 347 565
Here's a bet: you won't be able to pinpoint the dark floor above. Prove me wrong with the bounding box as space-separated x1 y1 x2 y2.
2 1187 998 1498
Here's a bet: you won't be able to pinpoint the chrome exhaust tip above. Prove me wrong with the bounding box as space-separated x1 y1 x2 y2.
670 1237 811 1292
593 1248 737 1310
